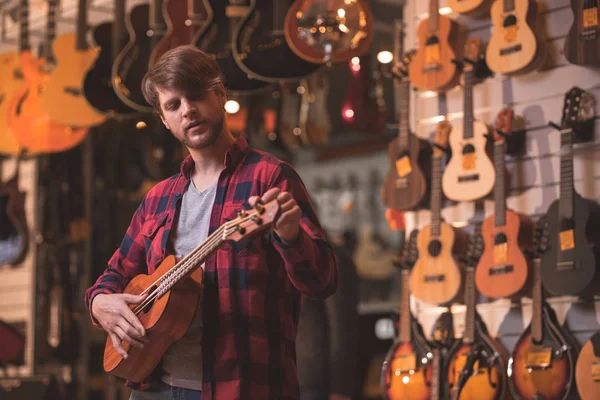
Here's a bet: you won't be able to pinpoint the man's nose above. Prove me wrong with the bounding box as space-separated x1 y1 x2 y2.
181 99 197 117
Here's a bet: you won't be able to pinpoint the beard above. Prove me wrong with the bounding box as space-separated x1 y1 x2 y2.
179 109 225 150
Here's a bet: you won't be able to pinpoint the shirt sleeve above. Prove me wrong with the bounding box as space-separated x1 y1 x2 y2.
267 163 338 299
84 198 148 326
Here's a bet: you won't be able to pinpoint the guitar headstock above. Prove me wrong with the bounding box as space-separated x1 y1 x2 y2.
463 38 482 71
226 200 280 242
493 108 514 142
398 229 419 270
433 121 451 156
561 86 596 130
531 217 550 259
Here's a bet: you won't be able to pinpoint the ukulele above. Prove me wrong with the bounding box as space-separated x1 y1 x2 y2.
284 0 374 64
104 200 279 382
381 230 433 400
410 122 466 305
575 331 600 400
446 0 493 16
541 87 600 296
0 42 25 155
408 0 462 92
149 0 198 67
232 0 322 83
7 0 88 155
442 39 495 203
0 158 28 266
41 0 106 128
486 0 547 76
475 109 534 299
193 0 271 94
508 218 579 400
447 227 509 400
564 0 600 67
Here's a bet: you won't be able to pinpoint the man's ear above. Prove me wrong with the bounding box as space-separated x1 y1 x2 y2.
160 114 170 130
216 84 227 106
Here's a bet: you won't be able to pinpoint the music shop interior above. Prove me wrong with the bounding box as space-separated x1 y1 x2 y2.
1 0 600 399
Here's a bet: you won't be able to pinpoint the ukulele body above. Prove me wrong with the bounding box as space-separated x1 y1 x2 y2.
575 332 600 400
103 255 202 383
149 0 193 67
446 0 492 16
41 33 106 127
442 120 495 202
564 0 600 67
476 210 533 298
541 192 600 296
0 51 23 155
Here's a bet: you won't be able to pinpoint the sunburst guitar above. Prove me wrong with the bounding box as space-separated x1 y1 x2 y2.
576 332 600 400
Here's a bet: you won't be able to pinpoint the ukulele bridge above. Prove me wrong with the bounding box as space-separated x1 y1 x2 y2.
392 353 417 374
556 261 575 271
489 265 514 276
458 174 479 183
424 274 445 283
500 44 522 56
592 361 600 381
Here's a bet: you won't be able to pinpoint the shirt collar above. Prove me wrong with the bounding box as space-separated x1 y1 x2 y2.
179 136 249 179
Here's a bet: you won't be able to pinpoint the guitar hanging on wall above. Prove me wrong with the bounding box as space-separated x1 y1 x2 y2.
446 0 493 17
564 0 600 67
576 331 600 400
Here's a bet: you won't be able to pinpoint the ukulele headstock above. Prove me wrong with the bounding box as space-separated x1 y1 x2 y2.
561 86 596 130
433 121 451 156
463 38 482 72
531 217 550 259
493 108 514 143
399 229 419 270
227 200 280 242
464 225 484 268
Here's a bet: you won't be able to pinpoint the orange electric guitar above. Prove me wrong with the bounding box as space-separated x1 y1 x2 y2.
7 0 88 154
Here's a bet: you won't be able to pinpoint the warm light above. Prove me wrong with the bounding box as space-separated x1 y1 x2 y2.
451 221 468 228
344 109 354 119
225 100 240 114
268 132 277 141
351 57 360 65
351 64 360 72
402 376 410 384
136 121 147 129
337 8 346 18
293 128 302 136
296 85 306 94
439 6 452 15
339 24 349 33
377 50 393 64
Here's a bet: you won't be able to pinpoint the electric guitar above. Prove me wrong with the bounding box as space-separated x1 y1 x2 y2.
410 122 466 305
576 331 600 400
564 0 600 67
446 0 493 16
475 109 534 299
0 46 25 155
442 38 495 202
149 0 198 67
508 219 579 400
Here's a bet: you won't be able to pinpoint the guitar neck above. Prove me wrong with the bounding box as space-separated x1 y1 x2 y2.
399 270 412 343
504 0 516 13
45 0 58 62
273 0 288 32
150 0 167 44
396 80 411 149
532 258 543 343
430 155 443 236
463 266 476 343
113 0 127 61
559 129 574 220
463 69 474 140
76 0 89 51
494 140 507 226
428 0 440 33
430 348 441 400
18 0 30 52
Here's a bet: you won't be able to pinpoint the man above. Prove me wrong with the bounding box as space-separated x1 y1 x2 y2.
85 45 338 400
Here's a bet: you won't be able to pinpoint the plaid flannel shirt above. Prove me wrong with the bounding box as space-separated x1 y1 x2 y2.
85 137 338 399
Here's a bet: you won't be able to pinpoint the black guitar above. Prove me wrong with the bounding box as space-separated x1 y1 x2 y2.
84 0 138 116
0 158 28 267
232 0 321 83
541 87 600 296
193 0 271 93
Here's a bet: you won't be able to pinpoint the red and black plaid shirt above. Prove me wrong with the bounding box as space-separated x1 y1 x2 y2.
85 137 338 399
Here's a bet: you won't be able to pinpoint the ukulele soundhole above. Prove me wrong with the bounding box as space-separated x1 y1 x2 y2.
424 36 441 72
0 194 22 265
428 239 442 257
141 285 159 314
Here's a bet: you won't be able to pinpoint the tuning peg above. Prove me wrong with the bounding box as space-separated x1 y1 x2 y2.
462 57 476 65
495 129 508 138
254 203 265 214
237 209 247 218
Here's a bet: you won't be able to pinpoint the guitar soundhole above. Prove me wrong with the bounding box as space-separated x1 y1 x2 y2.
425 36 440 46
494 233 507 245
503 15 517 28
141 285 159 314
428 239 442 257
0 194 22 265
462 144 475 155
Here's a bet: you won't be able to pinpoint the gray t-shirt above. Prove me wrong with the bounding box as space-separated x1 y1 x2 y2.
161 179 217 390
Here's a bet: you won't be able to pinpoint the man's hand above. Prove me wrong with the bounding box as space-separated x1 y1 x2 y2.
91 293 149 359
249 188 301 243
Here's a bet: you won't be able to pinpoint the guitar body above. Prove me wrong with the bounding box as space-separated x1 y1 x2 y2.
408 15 461 92
564 0 600 67
41 33 106 127
103 255 201 382
486 0 539 75
541 192 600 296
149 0 193 67
8 52 88 154
233 0 321 83
0 174 28 266
575 332 600 400
447 0 492 16
410 223 463 305
475 210 533 298
0 51 23 155
442 120 495 202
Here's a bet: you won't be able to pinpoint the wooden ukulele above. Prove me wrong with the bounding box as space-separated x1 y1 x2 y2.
442 39 495 202
7 0 88 154
408 0 462 92
0 41 25 155
410 122 466 305
564 0 600 67
447 227 509 400
0 158 28 266
193 0 271 94
284 0 374 64
232 0 322 83
381 230 433 400
475 109 534 299
41 0 106 128
446 0 493 16
508 219 579 400
104 200 279 382
541 87 600 296
576 331 600 400
486 0 547 76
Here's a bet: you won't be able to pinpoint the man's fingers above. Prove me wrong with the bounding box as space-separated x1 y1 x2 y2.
277 206 301 223
119 293 146 304
110 332 128 359
118 319 148 342
248 196 260 207
276 192 292 203
261 188 281 203
121 306 146 337
279 199 296 213
115 325 145 349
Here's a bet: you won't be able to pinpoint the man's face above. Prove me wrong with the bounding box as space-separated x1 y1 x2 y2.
157 86 226 150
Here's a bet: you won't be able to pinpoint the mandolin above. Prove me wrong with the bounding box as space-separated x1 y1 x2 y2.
410 121 466 305
575 331 600 400
0 51 24 155
446 0 493 16
232 0 322 83
381 230 433 400
508 219 579 400
408 0 462 92
475 109 534 299
41 0 106 128
564 0 600 67
442 39 495 203
104 200 279 382
447 227 509 400
193 0 271 94
541 87 600 296
0 158 28 267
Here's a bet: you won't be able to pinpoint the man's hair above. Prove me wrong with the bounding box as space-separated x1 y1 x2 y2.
142 45 224 114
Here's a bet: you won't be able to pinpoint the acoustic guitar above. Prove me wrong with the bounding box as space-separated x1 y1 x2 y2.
7 0 88 154
284 0 374 64
410 121 466 305
41 0 106 128
564 0 600 67
0 49 24 155
475 109 534 299
541 87 600 296
575 331 600 400
0 158 28 266
304 71 331 146
408 0 462 92
446 0 493 16
447 227 509 400
381 230 433 400
508 219 579 400
442 39 495 202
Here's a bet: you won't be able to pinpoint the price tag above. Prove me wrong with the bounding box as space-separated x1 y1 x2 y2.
526 347 552 368
504 26 517 43
583 8 598 28
391 353 417 373
592 362 600 381
385 208 405 231
425 44 440 64
560 230 575 251
462 153 476 171
494 243 508 264
395 156 412 178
